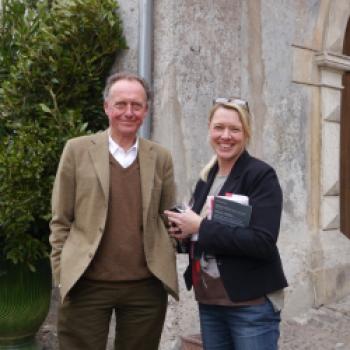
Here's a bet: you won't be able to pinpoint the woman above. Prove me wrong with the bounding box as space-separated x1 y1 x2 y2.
165 98 288 350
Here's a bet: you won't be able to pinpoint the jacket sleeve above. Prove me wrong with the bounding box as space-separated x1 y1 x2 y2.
198 167 282 260
159 150 176 215
49 141 76 285
158 150 178 250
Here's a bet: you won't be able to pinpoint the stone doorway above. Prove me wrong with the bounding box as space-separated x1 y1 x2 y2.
341 17 350 238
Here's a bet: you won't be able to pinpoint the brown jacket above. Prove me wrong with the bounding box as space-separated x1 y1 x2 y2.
49 130 178 301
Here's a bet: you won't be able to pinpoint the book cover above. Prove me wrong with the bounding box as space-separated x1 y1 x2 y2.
212 195 252 227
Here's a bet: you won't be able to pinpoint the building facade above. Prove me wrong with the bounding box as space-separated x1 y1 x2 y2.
115 0 350 347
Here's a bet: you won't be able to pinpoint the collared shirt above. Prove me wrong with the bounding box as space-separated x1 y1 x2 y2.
108 134 139 168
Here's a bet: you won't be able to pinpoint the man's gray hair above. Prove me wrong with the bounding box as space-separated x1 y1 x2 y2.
103 72 152 102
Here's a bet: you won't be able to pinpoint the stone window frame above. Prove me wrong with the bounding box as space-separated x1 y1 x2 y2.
315 51 350 231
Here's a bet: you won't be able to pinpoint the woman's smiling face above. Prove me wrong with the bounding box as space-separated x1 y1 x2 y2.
208 106 246 166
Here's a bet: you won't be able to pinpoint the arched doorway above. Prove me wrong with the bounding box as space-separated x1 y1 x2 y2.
341 17 350 238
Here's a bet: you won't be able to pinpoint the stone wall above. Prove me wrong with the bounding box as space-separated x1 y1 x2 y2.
152 1 243 202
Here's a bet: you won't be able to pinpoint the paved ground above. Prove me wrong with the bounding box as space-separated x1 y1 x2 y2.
279 295 350 350
38 290 350 349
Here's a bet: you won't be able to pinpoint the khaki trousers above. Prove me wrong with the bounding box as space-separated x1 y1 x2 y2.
58 277 168 350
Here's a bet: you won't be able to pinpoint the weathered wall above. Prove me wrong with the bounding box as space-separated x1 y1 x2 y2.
114 0 350 348
240 0 322 317
112 1 139 73
152 1 243 202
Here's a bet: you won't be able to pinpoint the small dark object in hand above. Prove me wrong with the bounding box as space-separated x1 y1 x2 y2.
169 206 184 213
168 206 184 233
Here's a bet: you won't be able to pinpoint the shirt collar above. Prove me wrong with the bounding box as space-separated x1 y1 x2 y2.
108 131 139 155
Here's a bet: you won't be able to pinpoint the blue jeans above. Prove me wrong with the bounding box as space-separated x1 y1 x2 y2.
198 300 281 350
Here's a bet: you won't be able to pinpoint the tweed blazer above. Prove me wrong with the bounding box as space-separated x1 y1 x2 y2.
49 130 178 301
184 150 288 302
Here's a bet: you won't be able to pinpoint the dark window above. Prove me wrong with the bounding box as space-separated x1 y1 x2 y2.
340 17 350 238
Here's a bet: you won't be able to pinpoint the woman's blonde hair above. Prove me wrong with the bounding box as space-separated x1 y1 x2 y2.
200 99 252 181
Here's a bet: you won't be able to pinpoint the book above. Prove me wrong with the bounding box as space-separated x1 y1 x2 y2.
211 195 252 227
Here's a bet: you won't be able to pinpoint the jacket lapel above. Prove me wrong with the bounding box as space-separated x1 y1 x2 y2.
194 150 252 213
88 130 110 206
192 166 217 214
138 138 156 223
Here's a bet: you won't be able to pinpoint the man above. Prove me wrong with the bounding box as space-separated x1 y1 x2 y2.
49 72 178 350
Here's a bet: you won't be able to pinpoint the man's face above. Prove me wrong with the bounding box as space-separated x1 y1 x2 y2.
104 79 148 140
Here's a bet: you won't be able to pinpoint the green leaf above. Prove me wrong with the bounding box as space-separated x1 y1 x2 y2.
39 103 51 113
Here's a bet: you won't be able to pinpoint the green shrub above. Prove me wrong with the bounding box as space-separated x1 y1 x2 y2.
0 0 127 270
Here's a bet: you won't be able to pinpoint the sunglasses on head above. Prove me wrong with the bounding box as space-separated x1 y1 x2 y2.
213 97 249 112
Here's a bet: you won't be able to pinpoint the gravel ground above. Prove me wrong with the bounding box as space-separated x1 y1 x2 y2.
37 290 350 350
